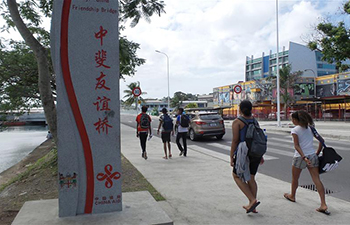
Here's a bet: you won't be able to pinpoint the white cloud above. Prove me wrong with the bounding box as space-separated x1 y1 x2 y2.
0 0 345 99
121 0 338 99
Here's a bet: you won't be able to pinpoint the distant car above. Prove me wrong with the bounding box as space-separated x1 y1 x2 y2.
187 112 225 141
268 111 285 120
252 112 267 119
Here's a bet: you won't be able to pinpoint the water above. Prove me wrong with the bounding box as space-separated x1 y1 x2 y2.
0 126 47 173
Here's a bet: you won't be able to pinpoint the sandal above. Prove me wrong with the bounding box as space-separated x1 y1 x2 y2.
169 154 172 158
316 208 330 215
246 201 260 214
284 193 296 202
163 156 168 159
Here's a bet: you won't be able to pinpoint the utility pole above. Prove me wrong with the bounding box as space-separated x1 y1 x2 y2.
276 0 281 127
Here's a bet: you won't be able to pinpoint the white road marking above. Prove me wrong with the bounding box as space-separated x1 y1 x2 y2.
206 142 230 149
191 143 278 161
266 147 294 157
268 137 349 151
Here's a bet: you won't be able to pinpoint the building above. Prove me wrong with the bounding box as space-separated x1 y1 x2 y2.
180 101 208 108
213 72 350 120
245 42 337 81
198 94 214 107
142 99 169 112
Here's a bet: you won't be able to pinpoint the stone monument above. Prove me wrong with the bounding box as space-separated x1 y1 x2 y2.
51 0 122 217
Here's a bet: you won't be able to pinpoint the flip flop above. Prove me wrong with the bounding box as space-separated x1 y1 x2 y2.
246 201 260 214
169 154 172 158
316 208 330 215
284 193 296 202
163 156 168 159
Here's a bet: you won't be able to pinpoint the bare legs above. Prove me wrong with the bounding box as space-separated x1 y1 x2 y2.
233 173 258 210
163 142 172 159
284 166 302 201
285 166 328 211
308 167 327 211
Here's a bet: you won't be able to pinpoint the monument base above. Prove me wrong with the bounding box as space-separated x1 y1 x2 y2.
12 191 173 225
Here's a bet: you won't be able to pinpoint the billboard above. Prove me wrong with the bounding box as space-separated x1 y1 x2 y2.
316 84 336 98
294 83 315 98
337 78 350 95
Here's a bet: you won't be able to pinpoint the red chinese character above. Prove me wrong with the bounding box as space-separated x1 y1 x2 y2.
95 72 110 90
95 26 108 46
94 117 113 134
93 96 111 111
95 50 110 68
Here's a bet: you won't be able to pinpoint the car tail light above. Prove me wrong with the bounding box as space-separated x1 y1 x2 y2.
195 121 207 125
219 120 224 124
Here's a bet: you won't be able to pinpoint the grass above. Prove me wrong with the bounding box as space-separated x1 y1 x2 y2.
0 149 164 202
0 148 58 193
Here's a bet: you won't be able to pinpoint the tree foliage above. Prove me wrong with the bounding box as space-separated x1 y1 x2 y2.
0 0 166 109
268 65 302 118
170 91 197 108
185 103 198 109
0 42 50 111
123 81 145 108
308 1 350 71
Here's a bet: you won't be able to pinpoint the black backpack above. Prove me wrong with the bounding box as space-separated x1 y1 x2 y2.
162 114 173 131
140 114 150 129
310 126 342 174
238 116 267 157
180 115 189 127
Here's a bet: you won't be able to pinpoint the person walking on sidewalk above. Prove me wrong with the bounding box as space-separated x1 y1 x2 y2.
136 106 152 160
175 108 190 157
230 100 264 213
157 108 174 159
284 111 330 215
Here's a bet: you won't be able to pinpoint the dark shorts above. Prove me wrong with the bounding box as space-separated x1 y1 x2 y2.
233 155 262 176
161 132 171 143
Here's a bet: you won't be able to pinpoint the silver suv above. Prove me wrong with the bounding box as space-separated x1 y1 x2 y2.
187 112 225 141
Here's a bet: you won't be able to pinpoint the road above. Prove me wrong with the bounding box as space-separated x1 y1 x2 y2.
121 113 350 202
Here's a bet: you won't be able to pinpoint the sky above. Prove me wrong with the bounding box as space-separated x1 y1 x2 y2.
120 0 344 99
0 0 346 100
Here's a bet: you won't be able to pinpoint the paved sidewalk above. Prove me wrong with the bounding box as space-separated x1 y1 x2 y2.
121 124 350 225
224 120 350 140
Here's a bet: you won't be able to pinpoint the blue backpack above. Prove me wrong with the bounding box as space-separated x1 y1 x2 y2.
162 114 173 131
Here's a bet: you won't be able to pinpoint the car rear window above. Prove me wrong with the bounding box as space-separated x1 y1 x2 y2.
199 114 221 120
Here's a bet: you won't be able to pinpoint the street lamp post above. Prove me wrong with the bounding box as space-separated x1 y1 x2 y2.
276 0 281 127
155 50 170 111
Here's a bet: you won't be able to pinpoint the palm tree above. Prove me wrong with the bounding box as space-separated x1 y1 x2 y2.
268 64 303 119
123 81 145 109
120 0 166 27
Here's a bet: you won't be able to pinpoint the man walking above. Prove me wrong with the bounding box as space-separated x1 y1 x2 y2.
175 108 190 157
136 106 152 159
157 108 174 159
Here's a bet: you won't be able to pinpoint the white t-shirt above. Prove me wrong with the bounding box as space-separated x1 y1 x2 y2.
291 125 315 157
177 115 189 133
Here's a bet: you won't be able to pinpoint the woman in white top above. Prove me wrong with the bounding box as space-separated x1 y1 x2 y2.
284 111 330 215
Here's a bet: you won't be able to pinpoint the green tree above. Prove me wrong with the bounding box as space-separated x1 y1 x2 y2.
308 1 350 71
123 81 145 109
2 0 165 141
185 103 198 109
269 65 302 119
0 42 47 112
170 91 187 108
